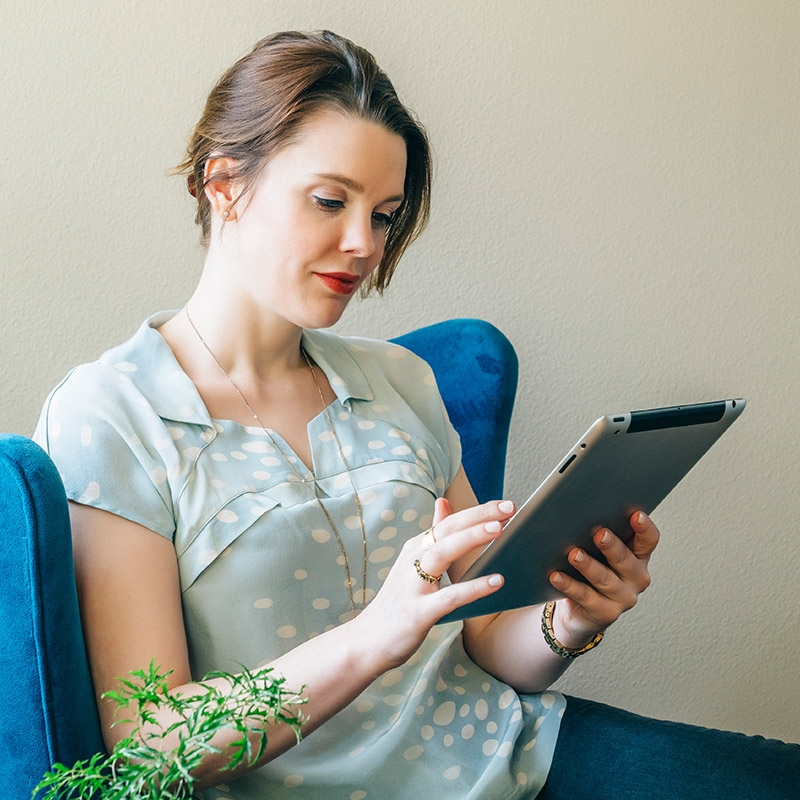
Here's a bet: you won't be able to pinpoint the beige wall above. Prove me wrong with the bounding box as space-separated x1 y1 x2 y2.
3 1 799 742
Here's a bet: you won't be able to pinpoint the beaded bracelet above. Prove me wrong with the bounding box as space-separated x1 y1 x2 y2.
541 600 606 659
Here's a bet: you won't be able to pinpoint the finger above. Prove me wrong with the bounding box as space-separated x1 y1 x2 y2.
429 572 504 620
417 519 503 577
431 500 515 542
433 497 453 526
570 547 632 599
549 568 631 625
412 557 445 586
593 529 652 592
629 511 660 558
563 547 639 608
420 499 451 552
549 568 597 608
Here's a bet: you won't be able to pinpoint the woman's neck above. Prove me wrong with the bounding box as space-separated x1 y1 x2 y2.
174 275 306 384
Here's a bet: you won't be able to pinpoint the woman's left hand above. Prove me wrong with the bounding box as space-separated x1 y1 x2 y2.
547 511 660 647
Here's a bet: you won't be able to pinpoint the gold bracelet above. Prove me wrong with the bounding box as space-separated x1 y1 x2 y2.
541 600 605 659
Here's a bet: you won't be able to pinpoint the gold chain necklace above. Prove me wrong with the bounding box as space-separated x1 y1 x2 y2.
184 307 368 617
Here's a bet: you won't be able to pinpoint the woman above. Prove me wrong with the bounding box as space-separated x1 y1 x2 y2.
34 30 795 799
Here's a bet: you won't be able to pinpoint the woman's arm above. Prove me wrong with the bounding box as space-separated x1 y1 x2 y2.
442 468 659 693
71 502 313 784
70 496 511 790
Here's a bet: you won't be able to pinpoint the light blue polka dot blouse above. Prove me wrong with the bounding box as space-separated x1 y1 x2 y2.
35 312 564 799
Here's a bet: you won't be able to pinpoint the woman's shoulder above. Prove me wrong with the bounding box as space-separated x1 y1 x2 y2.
302 328 459 477
304 329 434 386
44 357 142 420
44 318 165 408
37 311 206 437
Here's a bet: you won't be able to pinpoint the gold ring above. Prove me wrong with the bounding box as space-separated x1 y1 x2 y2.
421 526 437 551
413 558 442 584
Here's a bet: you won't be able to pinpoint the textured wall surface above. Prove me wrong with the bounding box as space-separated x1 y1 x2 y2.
2 1 799 742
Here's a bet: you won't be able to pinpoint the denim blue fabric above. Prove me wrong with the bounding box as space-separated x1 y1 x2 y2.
392 318 518 504
540 695 800 800
0 434 104 795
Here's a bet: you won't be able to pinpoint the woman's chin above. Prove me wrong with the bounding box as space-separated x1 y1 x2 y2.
300 298 358 330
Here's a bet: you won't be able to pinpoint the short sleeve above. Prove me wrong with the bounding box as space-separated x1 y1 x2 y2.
33 362 177 540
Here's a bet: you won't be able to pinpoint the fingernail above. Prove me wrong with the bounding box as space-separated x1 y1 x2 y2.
499 501 514 514
485 521 502 534
488 574 503 587
636 511 648 525
599 530 611 545
551 571 565 586
572 549 585 563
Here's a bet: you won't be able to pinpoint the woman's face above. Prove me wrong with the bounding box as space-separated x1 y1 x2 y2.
216 110 407 331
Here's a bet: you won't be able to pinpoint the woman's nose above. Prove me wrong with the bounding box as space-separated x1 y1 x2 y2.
340 213 378 258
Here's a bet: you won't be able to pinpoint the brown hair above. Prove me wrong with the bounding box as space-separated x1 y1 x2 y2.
176 30 432 294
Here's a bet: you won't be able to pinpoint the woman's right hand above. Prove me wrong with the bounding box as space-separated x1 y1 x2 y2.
351 496 513 670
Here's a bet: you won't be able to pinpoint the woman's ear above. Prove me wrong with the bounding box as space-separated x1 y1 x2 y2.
203 156 239 221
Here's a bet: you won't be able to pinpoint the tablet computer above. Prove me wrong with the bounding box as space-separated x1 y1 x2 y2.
438 398 746 624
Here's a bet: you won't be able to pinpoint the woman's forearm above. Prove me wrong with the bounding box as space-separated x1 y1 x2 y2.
461 605 578 694
135 618 390 791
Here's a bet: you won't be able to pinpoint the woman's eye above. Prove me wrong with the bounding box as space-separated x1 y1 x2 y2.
313 196 344 212
313 195 394 230
371 211 394 230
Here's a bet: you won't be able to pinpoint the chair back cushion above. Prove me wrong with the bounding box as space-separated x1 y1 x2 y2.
0 434 105 792
391 318 518 503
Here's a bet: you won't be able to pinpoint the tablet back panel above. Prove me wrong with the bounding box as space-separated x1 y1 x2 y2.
438 398 746 624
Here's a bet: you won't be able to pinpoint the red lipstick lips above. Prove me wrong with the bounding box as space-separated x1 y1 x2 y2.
316 272 359 295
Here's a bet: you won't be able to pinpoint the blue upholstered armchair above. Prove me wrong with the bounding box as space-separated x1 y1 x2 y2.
0 318 518 794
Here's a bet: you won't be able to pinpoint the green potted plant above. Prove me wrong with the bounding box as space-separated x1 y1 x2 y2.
33 662 305 799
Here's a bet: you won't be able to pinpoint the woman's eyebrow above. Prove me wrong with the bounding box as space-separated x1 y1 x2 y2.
314 172 404 203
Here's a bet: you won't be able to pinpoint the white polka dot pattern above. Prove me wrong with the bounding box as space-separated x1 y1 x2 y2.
37 316 563 800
